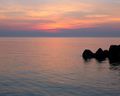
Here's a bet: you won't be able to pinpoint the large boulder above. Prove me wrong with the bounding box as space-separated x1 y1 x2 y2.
108 45 120 64
82 49 94 60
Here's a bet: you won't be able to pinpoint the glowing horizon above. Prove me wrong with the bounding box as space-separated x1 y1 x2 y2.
0 0 120 36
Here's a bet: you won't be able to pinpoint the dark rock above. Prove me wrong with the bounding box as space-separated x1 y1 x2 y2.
82 45 120 66
108 45 120 64
94 48 107 61
82 49 94 60
104 50 109 57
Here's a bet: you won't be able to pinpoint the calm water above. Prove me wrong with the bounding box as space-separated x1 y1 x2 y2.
0 37 120 96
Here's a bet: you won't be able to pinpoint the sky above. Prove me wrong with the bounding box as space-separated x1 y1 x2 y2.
0 0 120 37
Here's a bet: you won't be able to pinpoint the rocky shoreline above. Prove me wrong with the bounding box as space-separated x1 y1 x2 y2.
82 45 120 66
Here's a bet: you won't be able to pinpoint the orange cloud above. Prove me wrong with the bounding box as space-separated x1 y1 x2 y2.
0 0 120 31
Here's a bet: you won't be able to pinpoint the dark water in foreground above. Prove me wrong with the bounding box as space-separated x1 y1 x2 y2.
0 38 120 96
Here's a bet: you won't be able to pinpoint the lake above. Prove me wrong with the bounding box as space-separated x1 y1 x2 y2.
0 37 120 96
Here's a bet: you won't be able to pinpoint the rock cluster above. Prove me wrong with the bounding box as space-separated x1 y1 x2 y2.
82 45 120 65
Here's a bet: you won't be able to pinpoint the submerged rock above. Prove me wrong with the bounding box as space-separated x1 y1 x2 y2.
110 65 120 70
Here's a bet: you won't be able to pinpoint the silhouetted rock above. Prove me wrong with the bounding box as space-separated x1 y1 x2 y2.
104 50 109 57
82 45 120 66
94 48 106 61
82 49 94 60
108 45 120 64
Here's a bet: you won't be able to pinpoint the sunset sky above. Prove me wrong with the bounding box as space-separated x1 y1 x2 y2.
0 0 120 37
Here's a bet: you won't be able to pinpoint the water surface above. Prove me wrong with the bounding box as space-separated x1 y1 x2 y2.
0 38 120 96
